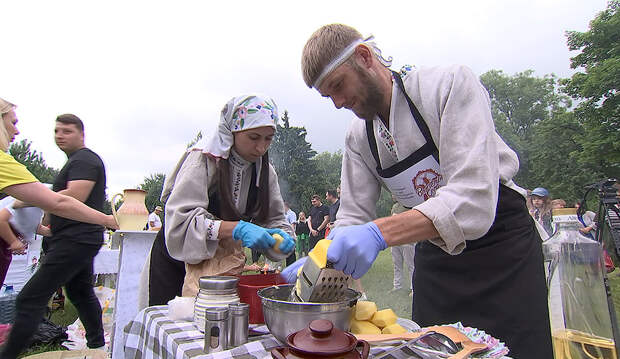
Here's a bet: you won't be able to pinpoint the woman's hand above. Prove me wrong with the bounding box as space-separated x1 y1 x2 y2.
265 228 295 253
232 220 276 250
9 239 27 255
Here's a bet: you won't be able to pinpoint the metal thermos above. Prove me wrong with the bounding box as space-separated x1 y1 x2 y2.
204 307 229 353
228 302 249 347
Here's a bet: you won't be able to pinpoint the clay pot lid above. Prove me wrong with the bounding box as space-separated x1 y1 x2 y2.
286 319 357 356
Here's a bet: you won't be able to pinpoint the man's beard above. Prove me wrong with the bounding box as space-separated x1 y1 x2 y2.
351 63 384 121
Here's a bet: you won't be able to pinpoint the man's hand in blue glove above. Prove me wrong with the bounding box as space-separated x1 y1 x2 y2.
265 228 296 253
326 222 387 279
232 220 275 251
281 257 307 284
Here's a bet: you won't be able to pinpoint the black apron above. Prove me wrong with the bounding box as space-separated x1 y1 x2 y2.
367 71 553 358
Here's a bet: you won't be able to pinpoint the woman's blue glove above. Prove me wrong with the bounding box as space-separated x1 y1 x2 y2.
232 220 275 250
265 228 296 253
327 222 387 279
281 257 307 283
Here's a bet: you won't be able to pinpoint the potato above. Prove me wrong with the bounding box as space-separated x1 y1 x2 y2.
350 319 381 334
272 233 284 253
355 301 378 321
370 309 398 328
382 323 407 334
308 239 331 268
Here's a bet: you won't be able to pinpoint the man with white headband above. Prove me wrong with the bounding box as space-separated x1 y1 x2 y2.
286 23 552 358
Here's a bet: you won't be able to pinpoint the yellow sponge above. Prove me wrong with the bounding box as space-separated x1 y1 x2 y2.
308 239 331 268
354 301 378 321
370 309 398 328
350 319 381 334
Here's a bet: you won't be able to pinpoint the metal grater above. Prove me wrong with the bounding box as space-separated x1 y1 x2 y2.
293 258 352 303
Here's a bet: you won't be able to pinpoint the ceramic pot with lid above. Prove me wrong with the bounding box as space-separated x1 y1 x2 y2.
271 319 369 359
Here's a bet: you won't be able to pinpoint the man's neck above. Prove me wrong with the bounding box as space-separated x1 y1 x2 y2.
64 145 85 156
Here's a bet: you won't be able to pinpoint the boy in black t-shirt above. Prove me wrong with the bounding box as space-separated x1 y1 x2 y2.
2 114 106 358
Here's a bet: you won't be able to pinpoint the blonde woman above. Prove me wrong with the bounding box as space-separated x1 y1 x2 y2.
0 98 117 229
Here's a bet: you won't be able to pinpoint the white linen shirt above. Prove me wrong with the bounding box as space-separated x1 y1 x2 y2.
337 65 524 255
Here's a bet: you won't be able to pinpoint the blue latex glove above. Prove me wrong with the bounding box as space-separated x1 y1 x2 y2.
326 222 387 279
232 220 275 251
281 257 307 284
265 228 296 253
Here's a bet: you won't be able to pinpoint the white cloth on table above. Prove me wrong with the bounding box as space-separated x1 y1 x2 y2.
93 249 119 274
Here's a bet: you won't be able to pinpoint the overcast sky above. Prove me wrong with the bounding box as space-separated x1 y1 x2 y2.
1 0 608 197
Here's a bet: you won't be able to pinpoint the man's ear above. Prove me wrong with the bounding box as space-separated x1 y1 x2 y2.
353 44 374 69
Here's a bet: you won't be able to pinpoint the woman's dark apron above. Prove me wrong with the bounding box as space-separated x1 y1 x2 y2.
365 71 553 358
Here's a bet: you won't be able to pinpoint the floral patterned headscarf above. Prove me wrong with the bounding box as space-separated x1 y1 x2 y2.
204 94 278 159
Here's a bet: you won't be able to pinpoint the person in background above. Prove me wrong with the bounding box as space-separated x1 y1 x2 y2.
150 94 295 300
529 187 553 236
148 205 163 231
0 98 117 229
2 114 109 358
389 195 415 297
283 24 552 358
307 195 329 251
283 202 297 266
575 201 597 238
325 189 340 236
551 198 566 210
0 196 50 287
295 211 310 258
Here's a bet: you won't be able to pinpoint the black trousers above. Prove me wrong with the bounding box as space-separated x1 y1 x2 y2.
148 228 185 306
308 229 325 252
413 185 553 359
1 239 104 359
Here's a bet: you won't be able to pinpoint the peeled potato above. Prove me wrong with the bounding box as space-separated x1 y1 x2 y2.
355 301 378 321
272 233 284 252
308 239 331 268
350 319 381 334
382 323 407 334
370 309 398 328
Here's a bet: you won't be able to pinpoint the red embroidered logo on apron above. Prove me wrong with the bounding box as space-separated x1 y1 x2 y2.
413 169 443 200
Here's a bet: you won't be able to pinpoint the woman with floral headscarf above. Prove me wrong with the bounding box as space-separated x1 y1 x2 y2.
148 94 295 300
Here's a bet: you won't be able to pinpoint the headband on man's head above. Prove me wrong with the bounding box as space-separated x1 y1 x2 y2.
313 35 393 89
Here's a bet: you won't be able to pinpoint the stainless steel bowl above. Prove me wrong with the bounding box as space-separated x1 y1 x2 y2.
257 284 360 343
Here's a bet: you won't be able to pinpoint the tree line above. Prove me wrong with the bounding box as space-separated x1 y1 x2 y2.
9 1 618 217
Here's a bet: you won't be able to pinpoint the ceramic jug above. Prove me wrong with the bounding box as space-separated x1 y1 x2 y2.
110 189 149 231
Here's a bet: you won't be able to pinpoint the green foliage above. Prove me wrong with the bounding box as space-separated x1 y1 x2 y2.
8 139 59 184
313 150 343 192
139 173 166 213
562 0 620 179
269 110 318 212
480 70 571 189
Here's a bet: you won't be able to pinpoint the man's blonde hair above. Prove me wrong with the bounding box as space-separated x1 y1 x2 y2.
0 97 16 152
301 24 363 88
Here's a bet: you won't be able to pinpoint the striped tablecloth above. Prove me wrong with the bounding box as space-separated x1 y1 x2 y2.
122 306 452 359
